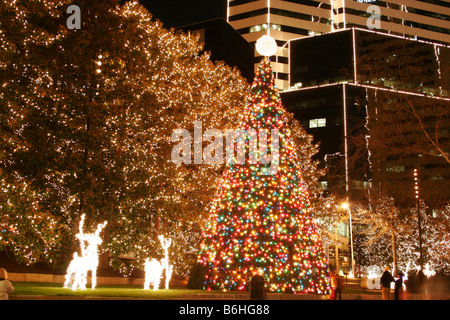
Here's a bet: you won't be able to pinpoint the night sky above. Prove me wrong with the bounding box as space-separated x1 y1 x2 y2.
140 0 228 28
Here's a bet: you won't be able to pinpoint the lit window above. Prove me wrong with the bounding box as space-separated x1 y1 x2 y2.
271 24 281 31
386 166 405 172
309 118 326 128
250 25 261 33
250 24 274 33
432 209 439 218
338 222 349 238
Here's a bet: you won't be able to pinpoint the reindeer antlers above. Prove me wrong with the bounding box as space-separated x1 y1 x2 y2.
78 214 107 236
79 214 86 235
158 235 172 249
95 221 108 235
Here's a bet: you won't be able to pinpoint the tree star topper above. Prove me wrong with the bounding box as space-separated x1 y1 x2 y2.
256 35 277 57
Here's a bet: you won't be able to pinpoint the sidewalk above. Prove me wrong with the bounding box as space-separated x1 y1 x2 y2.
10 293 448 300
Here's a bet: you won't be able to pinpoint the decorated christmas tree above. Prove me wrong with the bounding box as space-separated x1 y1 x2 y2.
197 37 330 294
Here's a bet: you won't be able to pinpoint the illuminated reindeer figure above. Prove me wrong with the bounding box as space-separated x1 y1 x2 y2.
144 235 174 290
64 214 107 290
143 258 163 290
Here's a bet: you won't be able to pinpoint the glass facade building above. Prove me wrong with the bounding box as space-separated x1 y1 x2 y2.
280 30 449 268
281 29 449 208
227 0 450 90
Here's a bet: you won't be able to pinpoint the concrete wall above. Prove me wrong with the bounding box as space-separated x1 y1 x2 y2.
8 272 188 287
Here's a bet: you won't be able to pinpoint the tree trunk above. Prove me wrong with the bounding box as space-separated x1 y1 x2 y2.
391 231 397 276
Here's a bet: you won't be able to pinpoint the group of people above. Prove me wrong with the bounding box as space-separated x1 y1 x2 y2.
380 267 404 300
330 267 408 300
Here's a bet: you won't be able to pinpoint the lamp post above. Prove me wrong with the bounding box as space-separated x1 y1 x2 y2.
335 216 340 275
342 201 355 278
414 168 423 269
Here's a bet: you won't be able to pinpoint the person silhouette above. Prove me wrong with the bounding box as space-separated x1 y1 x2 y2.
380 267 394 300
0 268 15 300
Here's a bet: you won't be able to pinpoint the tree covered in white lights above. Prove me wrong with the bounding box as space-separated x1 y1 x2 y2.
399 202 450 273
0 0 248 276
355 199 450 274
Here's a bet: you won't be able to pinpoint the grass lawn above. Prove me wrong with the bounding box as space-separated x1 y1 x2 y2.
10 282 378 299
10 282 217 299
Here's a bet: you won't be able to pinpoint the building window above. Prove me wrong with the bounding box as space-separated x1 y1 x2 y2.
249 23 281 33
337 222 349 238
229 0 259 7
229 8 268 22
328 222 349 238
309 118 326 128
386 165 405 172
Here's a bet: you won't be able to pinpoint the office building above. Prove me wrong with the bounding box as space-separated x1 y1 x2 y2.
281 28 449 207
227 0 450 90
281 27 449 273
